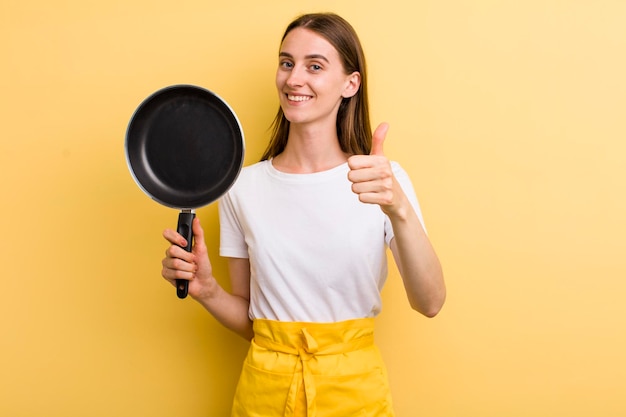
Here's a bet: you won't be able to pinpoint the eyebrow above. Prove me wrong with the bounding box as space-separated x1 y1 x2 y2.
279 52 330 63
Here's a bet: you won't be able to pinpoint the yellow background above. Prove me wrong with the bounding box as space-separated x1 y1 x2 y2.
2 1 625 416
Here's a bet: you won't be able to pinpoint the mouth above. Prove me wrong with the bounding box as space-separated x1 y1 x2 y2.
286 94 312 102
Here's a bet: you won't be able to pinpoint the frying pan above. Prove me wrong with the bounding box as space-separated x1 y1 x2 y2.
125 84 244 298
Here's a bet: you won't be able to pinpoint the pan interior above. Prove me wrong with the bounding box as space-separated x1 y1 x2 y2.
127 86 244 208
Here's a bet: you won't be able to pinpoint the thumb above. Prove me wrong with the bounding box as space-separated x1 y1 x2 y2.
370 122 389 156
191 216 206 250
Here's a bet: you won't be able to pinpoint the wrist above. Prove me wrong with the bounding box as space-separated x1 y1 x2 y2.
192 274 220 303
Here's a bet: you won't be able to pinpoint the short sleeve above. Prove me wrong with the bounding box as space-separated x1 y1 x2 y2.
384 162 427 245
218 192 249 258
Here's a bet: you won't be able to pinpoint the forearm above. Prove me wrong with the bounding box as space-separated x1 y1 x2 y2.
195 279 254 340
389 195 446 317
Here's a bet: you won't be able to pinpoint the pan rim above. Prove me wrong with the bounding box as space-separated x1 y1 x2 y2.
125 84 245 209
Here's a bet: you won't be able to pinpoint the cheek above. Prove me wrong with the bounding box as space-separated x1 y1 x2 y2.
275 70 286 90
311 79 343 101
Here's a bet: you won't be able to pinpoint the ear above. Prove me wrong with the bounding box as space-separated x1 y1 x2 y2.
342 71 361 98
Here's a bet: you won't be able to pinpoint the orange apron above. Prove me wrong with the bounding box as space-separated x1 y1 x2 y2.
231 318 395 417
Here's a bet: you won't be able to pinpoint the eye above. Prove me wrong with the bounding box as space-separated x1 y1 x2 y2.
310 64 322 71
279 60 294 70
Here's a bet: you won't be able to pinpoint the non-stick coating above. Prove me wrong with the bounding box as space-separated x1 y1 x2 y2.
125 85 244 209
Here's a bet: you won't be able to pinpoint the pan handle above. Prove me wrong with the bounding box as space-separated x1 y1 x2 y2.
176 210 196 299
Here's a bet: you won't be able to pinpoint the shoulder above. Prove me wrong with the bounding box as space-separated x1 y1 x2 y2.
232 160 270 185
220 161 265 201
240 160 269 175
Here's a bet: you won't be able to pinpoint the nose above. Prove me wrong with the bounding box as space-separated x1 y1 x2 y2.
286 65 305 88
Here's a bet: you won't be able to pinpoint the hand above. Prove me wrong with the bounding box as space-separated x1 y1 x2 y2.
161 217 215 300
347 123 402 215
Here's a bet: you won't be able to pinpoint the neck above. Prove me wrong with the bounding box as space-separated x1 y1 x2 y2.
272 123 347 173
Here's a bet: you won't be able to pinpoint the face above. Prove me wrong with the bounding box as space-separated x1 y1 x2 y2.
276 28 360 127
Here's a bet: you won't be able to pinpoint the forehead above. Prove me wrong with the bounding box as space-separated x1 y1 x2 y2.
279 28 339 59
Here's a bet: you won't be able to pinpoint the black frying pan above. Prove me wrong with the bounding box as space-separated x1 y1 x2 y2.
125 84 244 298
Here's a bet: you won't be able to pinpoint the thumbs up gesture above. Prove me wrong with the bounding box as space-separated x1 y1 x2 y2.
347 123 402 215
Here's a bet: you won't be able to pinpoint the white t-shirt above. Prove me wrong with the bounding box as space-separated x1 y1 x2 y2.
219 159 424 322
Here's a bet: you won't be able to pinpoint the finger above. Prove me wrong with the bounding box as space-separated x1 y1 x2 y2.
347 164 378 183
347 154 373 171
162 264 195 282
162 255 196 273
161 252 196 280
370 122 389 156
350 179 384 193
164 244 195 263
163 228 187 247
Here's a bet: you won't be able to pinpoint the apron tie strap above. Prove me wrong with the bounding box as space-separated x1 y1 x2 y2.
254 325 374 417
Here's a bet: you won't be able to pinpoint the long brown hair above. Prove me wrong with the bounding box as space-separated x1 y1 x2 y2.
260 13 372 161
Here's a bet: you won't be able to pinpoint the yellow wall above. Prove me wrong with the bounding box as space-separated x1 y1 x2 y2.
2 1 625 416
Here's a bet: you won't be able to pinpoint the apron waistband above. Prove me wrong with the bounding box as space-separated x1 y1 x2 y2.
252 318 376 417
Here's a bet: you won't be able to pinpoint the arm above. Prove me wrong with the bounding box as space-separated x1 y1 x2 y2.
387 189 445 317
162 217 254 340
347 123 446 317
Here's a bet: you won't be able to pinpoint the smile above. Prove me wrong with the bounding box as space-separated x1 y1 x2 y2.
287 95 312 102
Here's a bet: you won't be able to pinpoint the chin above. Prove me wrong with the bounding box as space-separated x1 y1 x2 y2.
281 110 307 124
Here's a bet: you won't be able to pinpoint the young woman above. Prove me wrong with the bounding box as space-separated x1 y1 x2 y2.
161 12 445 417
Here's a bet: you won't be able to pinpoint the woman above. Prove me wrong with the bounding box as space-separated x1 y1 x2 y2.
161 12 445 417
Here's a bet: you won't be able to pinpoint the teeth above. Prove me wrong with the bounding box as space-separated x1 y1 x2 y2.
288 95 311 102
